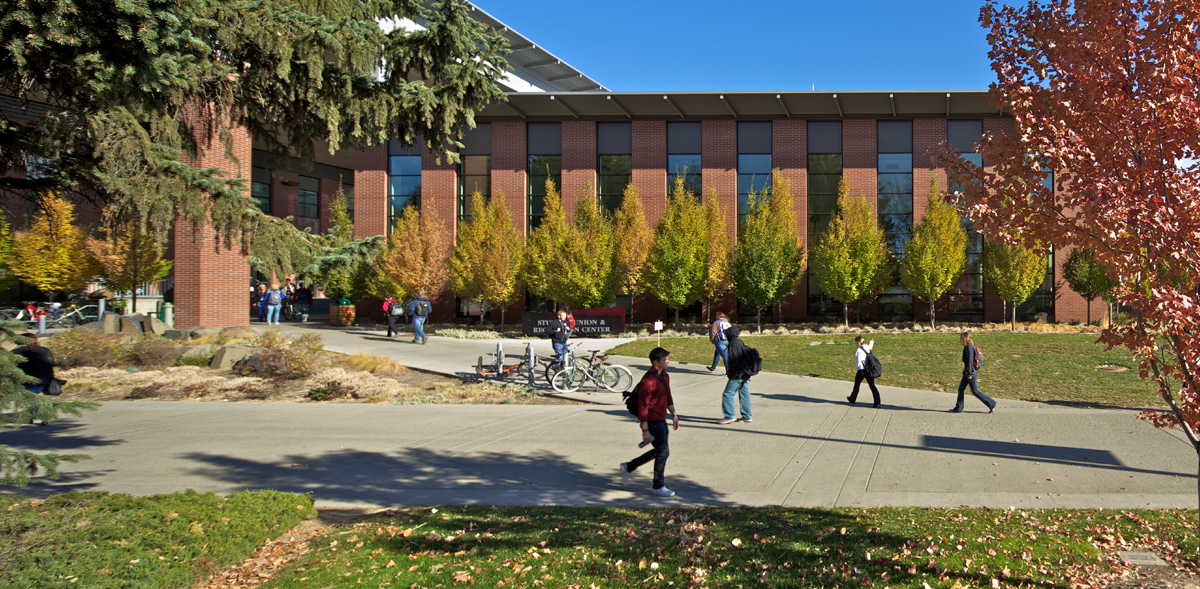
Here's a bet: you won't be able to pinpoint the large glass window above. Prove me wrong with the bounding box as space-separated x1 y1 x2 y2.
251 167 271 214
1019 169 1055 321
737 122 772 230
667 122 702 195
877 121 913 319
528 123 562 230
298 176 319 219
458 155 490 222
597 122 632 212
807 121 843 317
388 138 422 230
343 185 354 219
947 122 985 320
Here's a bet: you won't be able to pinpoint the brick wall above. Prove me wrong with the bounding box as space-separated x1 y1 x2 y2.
490 121 527 321
702 120 737 240
773 119 807 320
561 120 596 218
172 107 252 329
843 119 878 319
318 177 342 235
632 120 667 321
913 118 950 324
422 143 458 323
981 118 1016 322
354 145 388 238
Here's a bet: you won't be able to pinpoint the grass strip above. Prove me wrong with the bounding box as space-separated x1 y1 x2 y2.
259 505 1197 588
611 333 1160 408
0 489 316 588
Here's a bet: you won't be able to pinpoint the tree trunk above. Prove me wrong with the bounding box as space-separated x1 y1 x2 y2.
930 298 936 330
856 300 862 324
1086 297 1092 326
1012 305 1017 331
674 308 679 330
500 306 506 334
1002 300 1007 327
844 302 849 328
705 300 711 324
756 308 762 334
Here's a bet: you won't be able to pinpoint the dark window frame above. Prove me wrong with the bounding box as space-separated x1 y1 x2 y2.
458 155 491 222
876 121 914 320
298 176 319 219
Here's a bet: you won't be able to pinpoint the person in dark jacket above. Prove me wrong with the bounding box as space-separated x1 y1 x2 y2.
546 308 572 367
12 333 55 425
718 325 753 424
619 347 679 497
383 295 401 337
949 332 996 413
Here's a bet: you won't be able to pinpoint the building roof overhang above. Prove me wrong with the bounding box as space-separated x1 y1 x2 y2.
477 90 1002 121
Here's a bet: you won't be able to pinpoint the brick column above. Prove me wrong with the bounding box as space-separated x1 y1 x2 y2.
272 171 299 222
631 121 667 323
422 143 458 323
702 120 738 319
773 119 807 320
982 118 1017 322
841 119 877 320
491 121 527 321
354 145 388 238
318 178 342 234
172 114 252 329
562 120 596 218
914 118 950 324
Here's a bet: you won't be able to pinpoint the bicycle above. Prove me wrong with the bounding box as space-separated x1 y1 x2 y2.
473 342 535 381
49 304 98 328
550 349 633 393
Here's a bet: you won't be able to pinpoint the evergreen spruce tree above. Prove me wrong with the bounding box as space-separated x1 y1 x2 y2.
0 0 510 278
983 236 1048 330
612 183 653 322
900 178 968 329
306 188 384 301
809 178 891 327
0 323 97 486
645 176 707 328
732 172 806 333
701 188 733 323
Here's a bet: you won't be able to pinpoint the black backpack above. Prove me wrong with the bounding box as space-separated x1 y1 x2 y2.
622 387 639 417
745 347 762 376
864 352 883 379
388 301 404 316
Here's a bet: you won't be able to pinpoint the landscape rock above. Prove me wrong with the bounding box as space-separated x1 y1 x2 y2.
181 344 217 360
210 345 256 370
102 314 121 335
144 316 171 336
163 329 187 342
120 314 146 335
190 327 222 340
1035 312 1049 324
220 326 260 341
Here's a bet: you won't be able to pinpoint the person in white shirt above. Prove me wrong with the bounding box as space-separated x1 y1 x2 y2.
705 312 732 373
847 336 882 408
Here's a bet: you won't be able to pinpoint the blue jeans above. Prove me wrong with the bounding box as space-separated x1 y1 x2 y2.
627 420 670 489
722 378 752 420
25 383 44 419
954 372 995 411
413 316 427 341
708 340 728 370
258 304 267 322
266 304 281 323
552 342 568 366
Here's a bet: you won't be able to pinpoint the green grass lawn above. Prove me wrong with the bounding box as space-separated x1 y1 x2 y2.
610 333 1162 409
259 505 1197 589
0 490 315 588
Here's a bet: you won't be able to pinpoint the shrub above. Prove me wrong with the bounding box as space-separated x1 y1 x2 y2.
307 380 359 401
176 354 213 367
234 330 326 378
124 337 184 367
345 352 406 375
435 328 501 340
44 328 127 369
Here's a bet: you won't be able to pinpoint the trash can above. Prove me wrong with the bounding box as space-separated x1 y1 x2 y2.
329 298 356 326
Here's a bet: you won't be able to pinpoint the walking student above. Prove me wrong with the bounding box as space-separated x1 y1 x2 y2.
264 283 284 325
255 283 268 323
847 336 882 408
384 295 402 337
12 332 56 425
408 292 431 344
294 283 312 322
718 326 753 424
950 332 996 413
706 312 731 374
620 347 680 497
547 307 572 367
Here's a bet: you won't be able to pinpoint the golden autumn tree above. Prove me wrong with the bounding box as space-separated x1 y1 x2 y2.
452 191 525 329
900 178 968 329
612 183 653 321
701 188 733 323
380 206 452 301
0 218 15 289
10 192 92 297
85 222 173 313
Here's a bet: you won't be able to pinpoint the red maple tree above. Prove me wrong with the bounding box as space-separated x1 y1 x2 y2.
938 0 1200 503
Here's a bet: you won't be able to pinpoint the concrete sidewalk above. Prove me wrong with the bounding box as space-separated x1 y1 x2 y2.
6 322 1196 509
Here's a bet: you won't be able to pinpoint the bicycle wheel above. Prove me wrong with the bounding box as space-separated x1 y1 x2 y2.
599 365 634 392
550 367 583 393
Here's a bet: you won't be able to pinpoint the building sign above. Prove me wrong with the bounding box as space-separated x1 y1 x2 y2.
521 308 626 336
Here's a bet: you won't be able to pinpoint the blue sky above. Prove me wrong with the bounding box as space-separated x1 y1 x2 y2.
471 0 1001 92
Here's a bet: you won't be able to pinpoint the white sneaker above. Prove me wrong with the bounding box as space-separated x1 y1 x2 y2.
650 486 675 497
619 462 630 486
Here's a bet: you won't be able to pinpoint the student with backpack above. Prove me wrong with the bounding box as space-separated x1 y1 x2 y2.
718 325 758 424
264 284 284 326
705 312 731 374
383 295 402 337
950 332 996 413
619 347 680 497
847 336 883 408
407 292 432 344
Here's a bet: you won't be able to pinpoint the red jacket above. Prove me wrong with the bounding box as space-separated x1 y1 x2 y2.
636 369 673 422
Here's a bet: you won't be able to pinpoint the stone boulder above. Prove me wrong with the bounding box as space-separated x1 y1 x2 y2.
144 315 171 336
120 314 146 335
102 314 121 335
181 343 217 360
210 345 255 370
190 327 222 340
220 326 260 341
